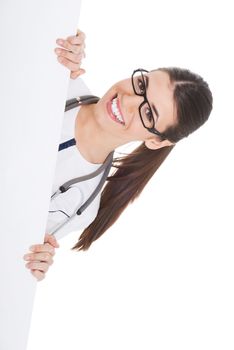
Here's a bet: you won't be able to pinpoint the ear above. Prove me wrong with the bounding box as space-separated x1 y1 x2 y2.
144 137 174 150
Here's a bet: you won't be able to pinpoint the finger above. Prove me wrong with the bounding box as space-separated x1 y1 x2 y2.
31 269 45 281
55 39 83 54
67 32 86 45
76 29 86 39
29 243 55 255
57 42 85 55
26 261 49 273
57 56 83 72
75 29 86 42
54 48 84 64
24 252 54 264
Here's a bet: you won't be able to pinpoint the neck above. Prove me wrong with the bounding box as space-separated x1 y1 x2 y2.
75 104 126 164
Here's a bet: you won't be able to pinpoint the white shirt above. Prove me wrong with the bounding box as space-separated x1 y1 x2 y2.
45 78 105 240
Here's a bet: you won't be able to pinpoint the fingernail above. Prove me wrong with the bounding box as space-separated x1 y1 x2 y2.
57 39 63 45
24 255 30 260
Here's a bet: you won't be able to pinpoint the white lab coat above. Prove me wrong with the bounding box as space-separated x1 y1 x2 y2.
45 78 105 241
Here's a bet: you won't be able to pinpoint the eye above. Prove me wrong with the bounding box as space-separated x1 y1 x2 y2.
145 107 154 122
137 78 145 94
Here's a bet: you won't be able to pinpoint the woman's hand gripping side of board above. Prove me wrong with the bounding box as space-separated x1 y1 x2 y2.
54 28 86 79
23 234 60 281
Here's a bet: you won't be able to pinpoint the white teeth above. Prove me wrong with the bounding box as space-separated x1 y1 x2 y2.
111 97 124 123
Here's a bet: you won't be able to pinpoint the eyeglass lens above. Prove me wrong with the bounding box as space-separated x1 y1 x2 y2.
132 71 155 129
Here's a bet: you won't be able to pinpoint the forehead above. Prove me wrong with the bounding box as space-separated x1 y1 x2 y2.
147 70 176 127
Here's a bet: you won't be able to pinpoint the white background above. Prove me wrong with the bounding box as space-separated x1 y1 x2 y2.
27 1 234 349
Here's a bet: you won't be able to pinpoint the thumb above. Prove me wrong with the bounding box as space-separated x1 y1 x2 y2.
78 68 86 75
44 233 60 248
70 68 86 79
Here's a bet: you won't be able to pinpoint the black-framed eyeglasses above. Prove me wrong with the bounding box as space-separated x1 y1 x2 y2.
131 68 166 141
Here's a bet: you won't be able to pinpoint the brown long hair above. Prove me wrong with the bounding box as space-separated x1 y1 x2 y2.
72 67 213 251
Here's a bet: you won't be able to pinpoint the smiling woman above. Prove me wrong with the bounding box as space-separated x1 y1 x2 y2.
18 0 234 347
23 29 213 282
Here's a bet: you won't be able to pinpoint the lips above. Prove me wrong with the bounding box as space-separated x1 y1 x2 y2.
106 94 125 125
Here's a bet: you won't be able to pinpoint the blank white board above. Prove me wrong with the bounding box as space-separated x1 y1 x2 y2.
0 1 81 349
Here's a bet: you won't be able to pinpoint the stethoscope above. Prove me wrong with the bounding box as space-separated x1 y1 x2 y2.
50 95 114 236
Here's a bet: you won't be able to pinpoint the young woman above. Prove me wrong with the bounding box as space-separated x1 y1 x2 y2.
23 30 213 281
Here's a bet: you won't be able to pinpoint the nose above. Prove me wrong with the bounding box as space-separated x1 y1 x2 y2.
124 93 143 116
119 93 143 128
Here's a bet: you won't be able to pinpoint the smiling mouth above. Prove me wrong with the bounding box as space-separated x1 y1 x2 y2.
107 94 125 125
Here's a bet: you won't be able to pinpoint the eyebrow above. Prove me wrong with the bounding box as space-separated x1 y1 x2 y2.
144 75 160 120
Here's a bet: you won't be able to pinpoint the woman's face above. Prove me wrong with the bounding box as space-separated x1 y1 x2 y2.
94 69 177 150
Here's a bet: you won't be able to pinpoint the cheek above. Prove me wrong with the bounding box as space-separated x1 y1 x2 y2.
127 115 147 137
